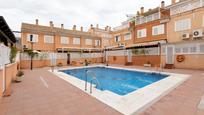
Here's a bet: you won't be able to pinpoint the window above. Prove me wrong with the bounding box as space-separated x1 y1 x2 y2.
152 24 165 35
175 18 191 32
203 15 204 27
124 33 131 40
115 35 121 42
137 28 147 38
162 47 166 54
44 35 54 43
175 47 182 53
27 34 38 42
85 39 92 45
182 47 189 53
200 44 204 53
60 37 69 44
190 46 197 53
95 40 101 46
73 37 80 45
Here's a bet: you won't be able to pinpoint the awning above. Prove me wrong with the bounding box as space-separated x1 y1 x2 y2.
0 16 16 46
56 47 103 52
126 40 167 49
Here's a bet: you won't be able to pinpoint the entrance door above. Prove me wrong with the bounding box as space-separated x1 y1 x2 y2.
166 46 174 64
67 53 70 65
127 50 132 62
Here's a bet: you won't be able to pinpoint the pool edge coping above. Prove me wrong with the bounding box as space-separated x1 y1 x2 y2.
49 65 190 115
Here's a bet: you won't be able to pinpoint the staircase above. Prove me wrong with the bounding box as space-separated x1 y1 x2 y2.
164 64 175 69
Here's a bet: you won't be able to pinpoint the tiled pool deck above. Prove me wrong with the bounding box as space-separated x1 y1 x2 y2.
0 65 204 115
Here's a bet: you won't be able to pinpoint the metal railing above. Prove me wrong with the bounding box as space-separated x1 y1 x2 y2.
85 70 101 93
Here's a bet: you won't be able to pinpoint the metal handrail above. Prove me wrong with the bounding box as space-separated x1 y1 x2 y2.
85 70 102 93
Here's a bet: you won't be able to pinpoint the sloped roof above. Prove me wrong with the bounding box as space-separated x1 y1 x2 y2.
21 23 100 39
0 16 16 46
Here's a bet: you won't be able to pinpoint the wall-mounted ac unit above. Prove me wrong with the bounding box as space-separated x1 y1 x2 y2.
118 43 125 48
182 33 190 40
193 29 203 38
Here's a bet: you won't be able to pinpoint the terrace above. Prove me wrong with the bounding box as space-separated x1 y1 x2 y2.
0 65 204 115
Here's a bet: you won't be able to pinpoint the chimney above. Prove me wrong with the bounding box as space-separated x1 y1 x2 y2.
161 1 165 8
61 24 64 29
105 26 109 31
109 26 111 31
171 0 176 4
73 25 76 31
49 21 54 27
35 19 39 25
80 26 83 31
96 24 99 29
140 7 144 15
90 24 93 29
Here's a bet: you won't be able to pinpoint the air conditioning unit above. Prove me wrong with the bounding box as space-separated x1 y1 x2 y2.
193 29 203 38
182 33 190 40
118 43 125 48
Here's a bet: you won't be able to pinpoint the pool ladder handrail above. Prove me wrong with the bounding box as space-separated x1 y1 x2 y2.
85 70 101 93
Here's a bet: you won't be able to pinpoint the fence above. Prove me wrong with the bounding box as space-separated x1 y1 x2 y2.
0 44 10 69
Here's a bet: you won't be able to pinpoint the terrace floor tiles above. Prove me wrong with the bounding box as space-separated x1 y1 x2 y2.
0 67 121 115
0 65 204 115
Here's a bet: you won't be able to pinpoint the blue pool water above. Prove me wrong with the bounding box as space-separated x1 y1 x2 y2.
61 67 168 95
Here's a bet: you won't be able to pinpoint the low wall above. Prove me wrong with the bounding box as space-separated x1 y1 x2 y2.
20 58 103 69
132 55 160 67
20 59 66 69
0 63 18 97
161 54 204 70
108 56 126 65
71 58 103 63
107 55 160 66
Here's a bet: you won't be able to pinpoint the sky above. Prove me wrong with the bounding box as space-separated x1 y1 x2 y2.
0 0 171 32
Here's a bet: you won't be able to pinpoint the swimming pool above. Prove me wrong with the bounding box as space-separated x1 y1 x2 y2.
61 67 168 95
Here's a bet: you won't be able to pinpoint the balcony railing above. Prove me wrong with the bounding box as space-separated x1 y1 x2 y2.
135 12 160 25
170 0 204 15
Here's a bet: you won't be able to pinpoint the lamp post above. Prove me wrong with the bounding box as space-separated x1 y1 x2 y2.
30 35 33 70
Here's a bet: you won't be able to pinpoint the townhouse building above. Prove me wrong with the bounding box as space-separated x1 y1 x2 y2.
161 0 204 69
20 0 204 70
21 20 102 52
21 20 104 68
106 1 170 66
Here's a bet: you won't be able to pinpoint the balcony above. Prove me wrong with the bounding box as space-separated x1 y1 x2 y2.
170 0 204 15
135 12 160 25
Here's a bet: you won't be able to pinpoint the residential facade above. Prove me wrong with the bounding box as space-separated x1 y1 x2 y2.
21 21 102 52
161 0 204 69
21 20 104 68
20 0 204 70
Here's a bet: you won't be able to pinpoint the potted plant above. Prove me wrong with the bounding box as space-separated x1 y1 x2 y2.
16 71 24 82
84 59 89 66
144 61 152 67
57 62 63 67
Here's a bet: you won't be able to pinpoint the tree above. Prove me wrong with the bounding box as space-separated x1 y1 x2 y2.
10 46 17 63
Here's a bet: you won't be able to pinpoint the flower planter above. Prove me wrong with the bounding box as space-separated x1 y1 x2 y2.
143 64 151 67
16 75 24 82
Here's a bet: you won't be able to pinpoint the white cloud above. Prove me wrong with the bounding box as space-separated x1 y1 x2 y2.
0 0 171 31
